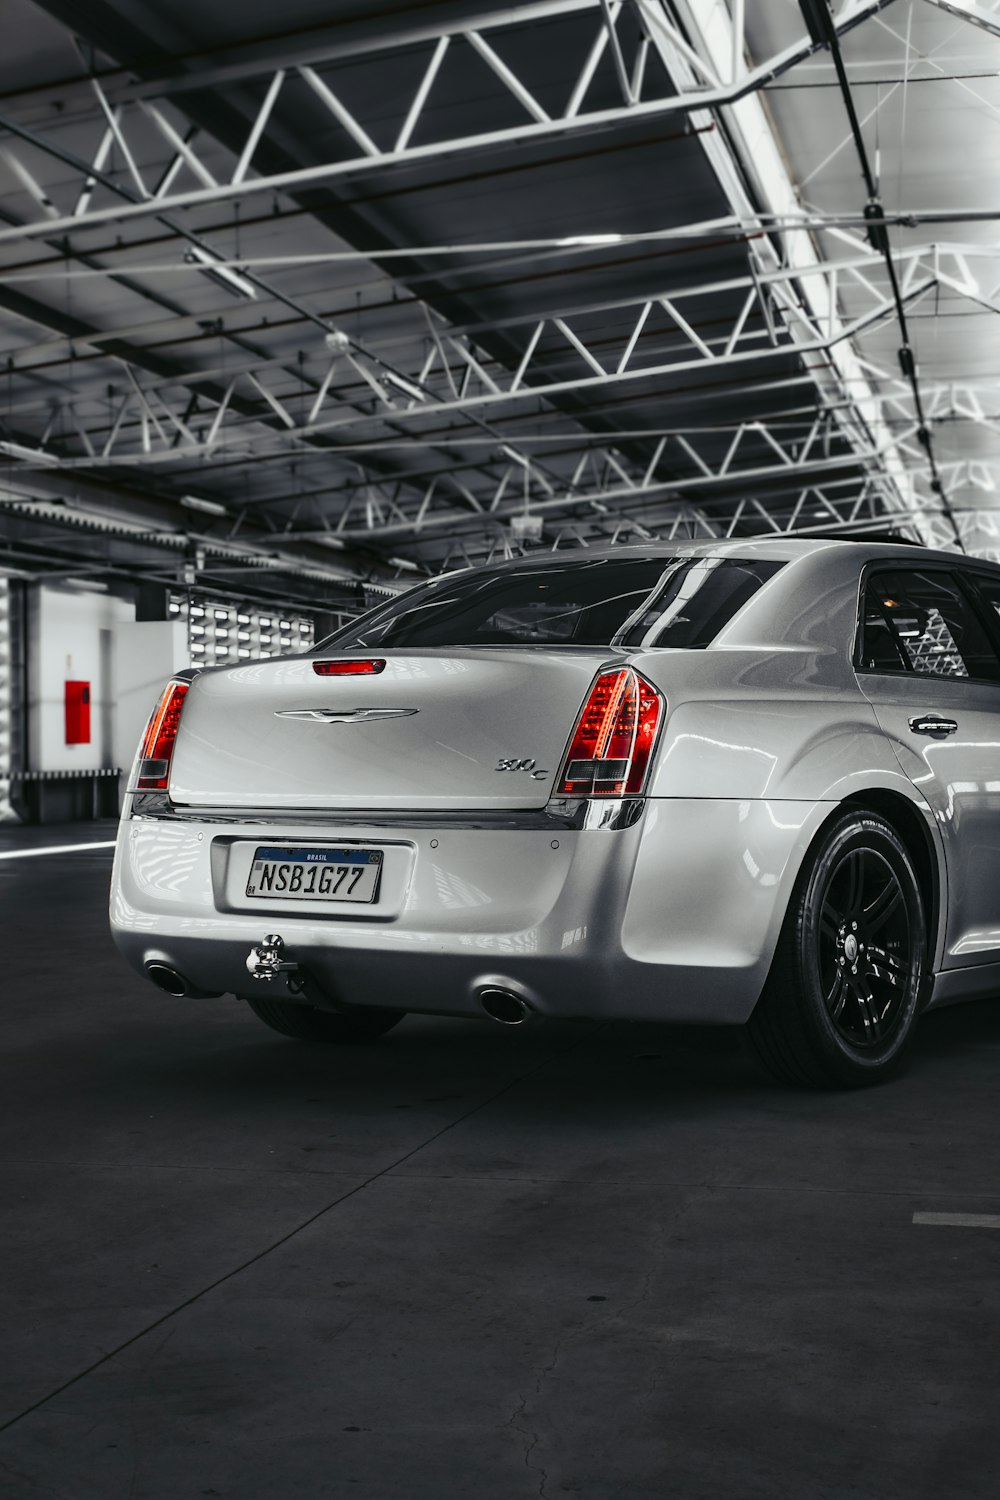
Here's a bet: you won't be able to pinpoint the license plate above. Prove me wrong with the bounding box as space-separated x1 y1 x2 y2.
246 846 383 904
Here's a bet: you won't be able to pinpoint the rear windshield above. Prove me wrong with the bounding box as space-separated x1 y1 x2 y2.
321 556 783 651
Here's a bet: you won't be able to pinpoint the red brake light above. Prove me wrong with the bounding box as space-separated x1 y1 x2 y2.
135 681 189 791
557 668 662 797
312 659 386 676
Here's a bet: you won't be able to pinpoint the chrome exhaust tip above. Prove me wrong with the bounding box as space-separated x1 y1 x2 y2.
144 962 221 1000
479 987 533 1025
145 961 192 997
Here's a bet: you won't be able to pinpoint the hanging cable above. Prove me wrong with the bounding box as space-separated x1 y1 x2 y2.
798 0 963 550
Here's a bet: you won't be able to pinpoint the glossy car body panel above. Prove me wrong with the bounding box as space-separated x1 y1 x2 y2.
167 648 609 811
113 797 832 1023
110 538 1000 1028
638 652 904 801
858 673 1000 967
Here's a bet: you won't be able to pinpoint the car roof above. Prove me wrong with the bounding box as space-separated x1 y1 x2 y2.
449 536 999 576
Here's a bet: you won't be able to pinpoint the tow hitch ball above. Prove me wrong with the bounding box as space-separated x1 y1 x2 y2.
245 933 299 983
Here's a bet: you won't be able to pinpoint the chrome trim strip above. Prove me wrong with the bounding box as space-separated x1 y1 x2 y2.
273 707 418 723
128 792 646 832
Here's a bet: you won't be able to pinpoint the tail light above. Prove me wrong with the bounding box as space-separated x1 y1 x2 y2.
135 680 190 791
557 668 663 797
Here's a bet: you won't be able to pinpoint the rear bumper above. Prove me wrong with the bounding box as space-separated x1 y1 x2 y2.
111 797 834 1024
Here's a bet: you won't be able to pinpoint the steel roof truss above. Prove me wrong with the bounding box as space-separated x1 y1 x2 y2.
0 0 890 248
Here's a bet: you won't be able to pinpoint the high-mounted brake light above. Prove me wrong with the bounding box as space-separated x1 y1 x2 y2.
557 668 662 797
135 680 189 791
312 659 386 676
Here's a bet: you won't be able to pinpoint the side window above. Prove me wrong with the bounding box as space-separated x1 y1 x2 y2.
859 583 908 673
964 572 1000 647
859 570 1000 681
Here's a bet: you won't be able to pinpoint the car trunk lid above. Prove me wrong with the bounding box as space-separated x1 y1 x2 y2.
168 649 617 810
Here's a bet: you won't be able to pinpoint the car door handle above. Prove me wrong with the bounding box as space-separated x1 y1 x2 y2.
908 715 959 737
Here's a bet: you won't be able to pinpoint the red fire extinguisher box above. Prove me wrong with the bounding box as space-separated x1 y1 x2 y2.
65 680 92 745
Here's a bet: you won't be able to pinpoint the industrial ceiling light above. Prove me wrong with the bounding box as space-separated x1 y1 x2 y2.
510 513 544 542
182 245 258 301
180 493 228 516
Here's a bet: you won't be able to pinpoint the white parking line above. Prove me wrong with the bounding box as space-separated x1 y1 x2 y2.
0 840 117 861
913 1212 1000 1229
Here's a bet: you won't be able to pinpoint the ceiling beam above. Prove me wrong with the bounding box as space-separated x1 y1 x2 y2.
0 0 891 248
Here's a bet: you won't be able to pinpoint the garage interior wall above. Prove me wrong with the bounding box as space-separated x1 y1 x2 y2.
27 586 135 772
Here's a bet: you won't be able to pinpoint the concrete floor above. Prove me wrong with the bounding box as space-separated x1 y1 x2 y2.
1 824 999 1498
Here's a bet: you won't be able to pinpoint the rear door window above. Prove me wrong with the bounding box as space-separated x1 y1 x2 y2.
858 569 1000 681
961 570 1000 649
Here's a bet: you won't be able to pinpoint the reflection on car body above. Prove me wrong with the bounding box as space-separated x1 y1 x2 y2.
111 538 1000 1088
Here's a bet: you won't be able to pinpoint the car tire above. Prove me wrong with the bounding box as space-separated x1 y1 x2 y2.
245 996 405 1043
748 810 927 1089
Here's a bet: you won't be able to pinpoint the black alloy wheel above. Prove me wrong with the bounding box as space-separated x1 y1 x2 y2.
748 811 927 1088
245 995 405 1043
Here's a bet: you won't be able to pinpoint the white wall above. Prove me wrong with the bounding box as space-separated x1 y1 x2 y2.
28 586 135 771
112 620 190 774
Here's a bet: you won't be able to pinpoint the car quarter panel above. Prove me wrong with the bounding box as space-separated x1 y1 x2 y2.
621 797 834 1002
857 672 1000 970
638 650 917 803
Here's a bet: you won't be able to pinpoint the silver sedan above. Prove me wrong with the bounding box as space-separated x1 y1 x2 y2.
111 538 1000 1088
